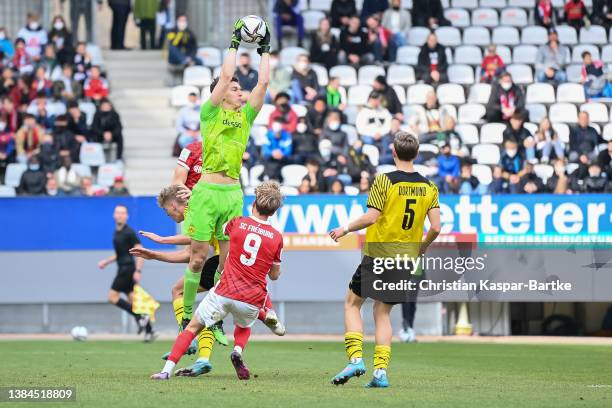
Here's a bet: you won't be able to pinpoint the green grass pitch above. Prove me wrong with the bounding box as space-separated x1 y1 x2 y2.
1 340 611 407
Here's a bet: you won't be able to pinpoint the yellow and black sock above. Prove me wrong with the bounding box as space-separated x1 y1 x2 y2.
172 298 184 331
373 344 391 371
197 329 215 361
344 331 363 362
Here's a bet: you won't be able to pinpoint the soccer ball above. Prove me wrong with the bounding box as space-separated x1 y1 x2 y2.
71 326 88 341
239 15 267 44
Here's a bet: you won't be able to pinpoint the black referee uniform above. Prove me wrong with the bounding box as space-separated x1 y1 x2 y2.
111 224 141 294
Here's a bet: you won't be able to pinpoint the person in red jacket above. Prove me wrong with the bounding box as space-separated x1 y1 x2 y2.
84 65 110 102
481 45 505 84
564 0 589 28
267 92 297 133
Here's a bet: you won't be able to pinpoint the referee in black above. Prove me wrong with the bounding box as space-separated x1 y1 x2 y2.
98 204 156 342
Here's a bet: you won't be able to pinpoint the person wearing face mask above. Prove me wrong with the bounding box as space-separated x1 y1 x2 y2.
435 142 461 194
166 15 202 66
48 15 74 66
17 12 47 61
309 18 339 70
267 51 291 103
235 53 258 95
15 114 43 164
268 92 298 133
503 112 536 163
0 28 14 60
381 0 410 62
175 92 201 148
61 0 102 43
486 72 526 123
263 118 292 181
499 140 526 193
109 0 132 50
291 54 320 104
321 110 349 157
291 118 320 164
17 156 46 195
91 99 124 160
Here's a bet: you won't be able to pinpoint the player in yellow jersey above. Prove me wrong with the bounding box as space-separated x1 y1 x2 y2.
329 132 441 388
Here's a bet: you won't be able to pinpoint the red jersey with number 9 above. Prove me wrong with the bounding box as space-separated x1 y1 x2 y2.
215 216 283 307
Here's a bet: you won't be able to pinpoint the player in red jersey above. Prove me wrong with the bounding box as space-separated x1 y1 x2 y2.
173 141 202 190
151 181 284 381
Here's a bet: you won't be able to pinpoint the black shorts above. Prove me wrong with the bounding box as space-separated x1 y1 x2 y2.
111 266 136 294
199 255 219 291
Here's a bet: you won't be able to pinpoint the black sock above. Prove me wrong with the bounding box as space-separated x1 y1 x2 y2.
115 298 138 317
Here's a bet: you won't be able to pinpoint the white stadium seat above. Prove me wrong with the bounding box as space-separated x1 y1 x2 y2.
448 64 475 84
344 185 360 195
407 84 435 104
526 83 556 104
281 165 308 187
250 126 268 146
347 85 373 106
200 86 211 101
603 123 612 141
408 27 431 46
501 8 528 27
392 85 406 104
343 105 358 124
362 144 380 166
509 0 535 6
97 164 123 187
552 122 570 143
506 64 533 84
468 83 491 104
602 45 612 63
480 123 506 144
79 143 106 166
0 185 16 197
496 45 513 64
310 64 329 86
71 164 92 178
572 45 600 64
341 124 359 145
171 85 199 107
197 47 222 67
454 45 483 65
471 164 493 185
549 103 578 123
254 104 275 126
78 101 97 126
4 163 27 187
358 65 385 85
521 26 548 45
444 8 471 27
579 26 608 45
309 0 333 10
387 64 416 85
303 10 325 31
280 46 308 67
292 104 307 117
463 27 491 46
396 46 420 65
565 163 579 175
437 83 466 105
492 26 520 45
403 104 427 122
565 64 583 83
472 144 501 165
556 83 586 104
580 103 609 123
249 165 264 187
452 0 478 8
279 186 299 196
376 164 397 174
458 103 486 124
533 164 554 182
455 124 480 145
441 104 458 121
472 8 499 27
513 45 538 64
436 27 462 46
481 0 507 8
556 25 578 45
523 122 538 135
329 65 357 86
183 66 212 87
526 104 547 123
414 164 436 177
86 44 104 66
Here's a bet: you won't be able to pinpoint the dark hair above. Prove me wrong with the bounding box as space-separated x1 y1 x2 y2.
374 75 387 86
305 157 320 167
209 76 239 93
393 132 419 162
274 91 290 102
369 91 381 99
188 92 198 97
239 52 250 58
270 50 279 57
511 111 524 121
581 51 591 59
24 113 35 120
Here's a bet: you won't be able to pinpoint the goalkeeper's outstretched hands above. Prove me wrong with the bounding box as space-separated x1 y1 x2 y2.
258 21 271 55
230 18 244 50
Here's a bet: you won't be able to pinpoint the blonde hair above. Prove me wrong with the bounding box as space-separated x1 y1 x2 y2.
157 185 186 208
254 181 283 216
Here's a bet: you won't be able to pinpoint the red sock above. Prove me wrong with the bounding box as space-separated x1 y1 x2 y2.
258 308 266 322
233 326 251 350
264 295 273 310
168 330 196 363
258 296 275 322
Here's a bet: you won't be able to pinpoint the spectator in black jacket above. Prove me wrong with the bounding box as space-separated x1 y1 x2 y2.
568 111 602 163
321 110 349 156
339 16 374 66
235 52 258 94
291 54 319 104
91 99 123 160
517 162 546 194
305 96 328 136
309 17 339 69
416 33 448 85
274 0 305 48
591 0 612 28
109 0 131 50
412 0 450 28
485 72 526 123
546 160 570 193
107 175 131 196
361 0 389 23
53 114 79 162
48 15 74 66
373 75 402 119
503 112 536 162
67 101 90 143
598 140 612 180
17 155 47 195
330 0 357 28
166 15 201 66
39 133 60 174
302 157 327 192
571 162 609 192
291 117 320 164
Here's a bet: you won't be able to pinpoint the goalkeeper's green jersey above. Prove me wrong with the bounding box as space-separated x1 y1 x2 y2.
199 100 258 180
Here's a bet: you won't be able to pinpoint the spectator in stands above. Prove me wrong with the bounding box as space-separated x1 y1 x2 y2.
339 16 374 67
331 0 357 28
458 160 485 195
17 12 47 61
321 110 349 156
568 111 602 162
298 178 312 194
291 54 320 104
302 157 326 192
535 29 569 85
564 0 589 29
175 92 200 148
12 38 33 75
0 97 18 133
580 51 610 99
0 68 15 97
486 72 526 123
92 99 124 161
503 112 536 163
410 91 449 137
108 175 131 196
328 178 346 194
535 117 564 163
11 77 31 112
55 155 80 195
361 0 389 22
27 92 54 129
359 175 372 193
546 159 570 193
48 15 74 66
481 45 505 84
372 75 402 119
67 101 90 144
263 118 293 181
416 33 448 85
347 139 376 182
325 77 345 110
433 116 466 158
435 142 460 193
242 137 260 170
269 92 298 133
53 114 79 162
291 117 320 164
0 118 15 176
267 51 291 103
38 44 61 80
46 175 60 196
309 18 339 70
55 64 82 100
0 28 15 60
535 0 557 29
63 0 101 43
30 67 53 100
84 66 110 102
598 140 612 180
572 162 608 192
235 52 258 94
73 42 92 83
39 133 60 174
518 162 546 194
489 165 510 194
382 0 411 62
323 155 353 187
365 15 390 62
306 96 328 136
356 91 392 147
166 15 201 66
591 0 612 28
134 0 158 50
274 0 305 48
379 117 400 165
109 0 131 50
78 175 96 196
500 139 525 176
15 114 42 164
412 0 450 28
17 155 46 195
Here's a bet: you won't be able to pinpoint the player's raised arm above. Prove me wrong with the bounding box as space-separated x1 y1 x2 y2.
248 23 271 112
129 246 190 264
210 19 244 106
139 231 191 246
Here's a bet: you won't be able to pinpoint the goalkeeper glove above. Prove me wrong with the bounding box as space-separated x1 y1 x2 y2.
230 18 244 50
257 21 271 55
